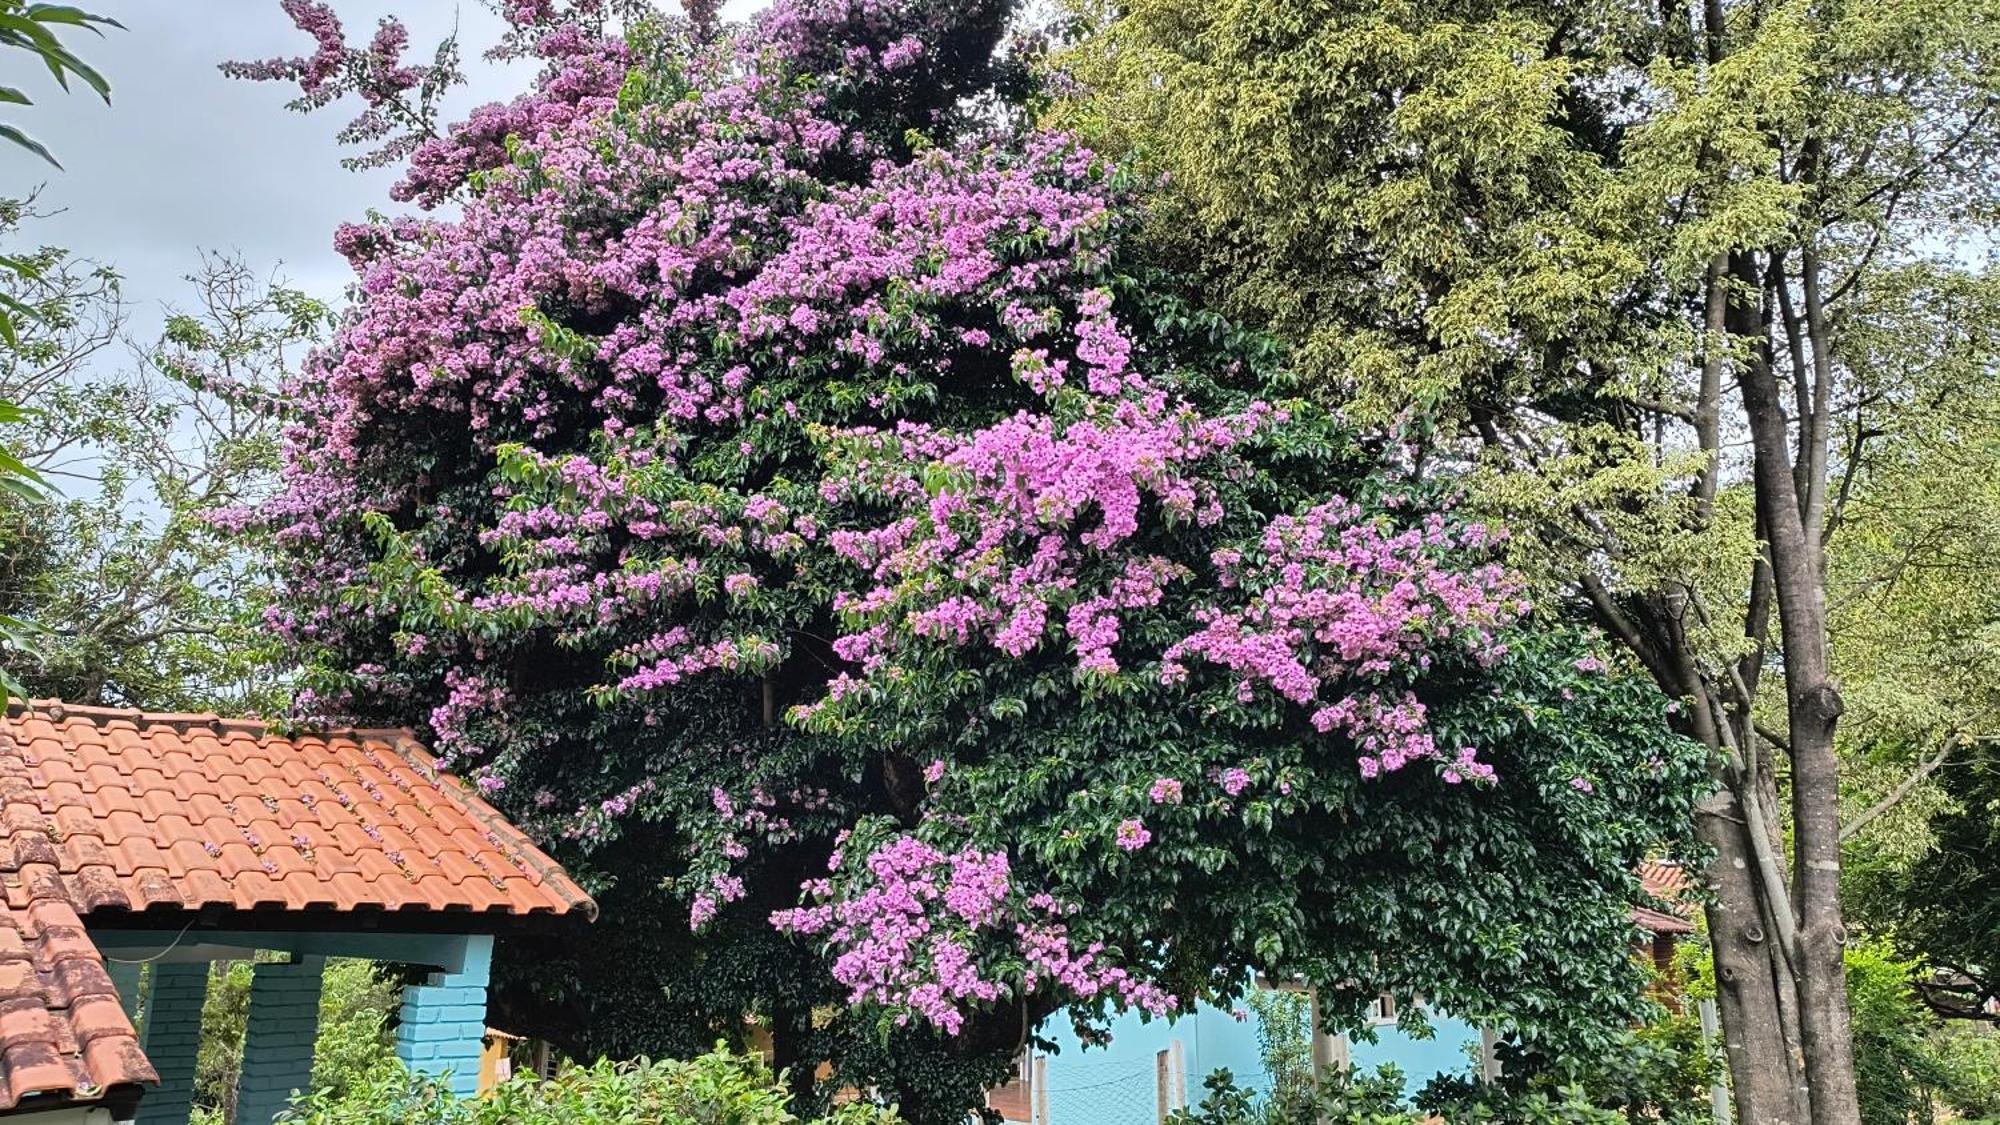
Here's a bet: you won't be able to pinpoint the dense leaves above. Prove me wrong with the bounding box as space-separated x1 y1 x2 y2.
275 1048 903 1125
241 1 1703 1116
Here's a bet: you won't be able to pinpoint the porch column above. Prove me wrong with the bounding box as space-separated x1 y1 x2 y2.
395 934 492 1098
235 955 327 1125
134 963 208 1125
105 960 144 1026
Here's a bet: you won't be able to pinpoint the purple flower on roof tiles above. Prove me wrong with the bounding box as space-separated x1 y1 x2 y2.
203 842 223 858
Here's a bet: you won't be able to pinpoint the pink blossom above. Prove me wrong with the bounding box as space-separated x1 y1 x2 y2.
1115 819 1152 850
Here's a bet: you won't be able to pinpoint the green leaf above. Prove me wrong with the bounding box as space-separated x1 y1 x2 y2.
0 122 60 167
25 6 125 33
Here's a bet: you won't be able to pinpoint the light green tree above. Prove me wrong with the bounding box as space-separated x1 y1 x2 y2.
1058 1 2000 1120
0 217 328 712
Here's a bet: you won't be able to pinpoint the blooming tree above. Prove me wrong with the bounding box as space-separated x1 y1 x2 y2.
236 1 1706 1117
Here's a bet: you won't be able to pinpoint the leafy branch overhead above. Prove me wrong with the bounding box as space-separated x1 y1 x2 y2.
0 0 119 168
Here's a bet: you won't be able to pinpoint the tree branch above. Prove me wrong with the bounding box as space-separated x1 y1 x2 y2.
1839 735 1963 842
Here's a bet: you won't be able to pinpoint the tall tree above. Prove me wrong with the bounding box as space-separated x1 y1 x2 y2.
1060 0 2000 1120
236 2 1707 1119
0 219 327 711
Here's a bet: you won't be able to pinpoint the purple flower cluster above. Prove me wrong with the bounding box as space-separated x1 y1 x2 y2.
773 835 1176 1033
243 0 1546 1040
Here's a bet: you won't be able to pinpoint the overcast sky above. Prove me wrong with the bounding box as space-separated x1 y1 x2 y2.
0 1 764 342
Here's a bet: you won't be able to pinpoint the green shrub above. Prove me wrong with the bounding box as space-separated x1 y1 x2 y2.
1932 1020 2000 1120
1169 1065 1620 1125
1247 990 1315 1123
1435 1006 1718 1125
276 1047 903 1125
1846 938 1955 1125
195 956 401 1121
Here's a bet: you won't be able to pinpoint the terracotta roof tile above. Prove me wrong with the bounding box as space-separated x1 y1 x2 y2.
0 867 153 1112
11 702 598 925
1633 860 1695 935
0 700 597 1114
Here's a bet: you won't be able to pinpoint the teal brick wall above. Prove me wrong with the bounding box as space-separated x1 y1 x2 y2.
236 956 328 1125
134 962 208 1125
395 934 492 1099
105 960 143 1024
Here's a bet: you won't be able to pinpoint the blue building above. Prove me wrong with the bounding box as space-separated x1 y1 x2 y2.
985 870 1692 1125
988 989 1487 1125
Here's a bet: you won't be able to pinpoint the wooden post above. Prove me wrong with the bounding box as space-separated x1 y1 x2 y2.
1034 1054 1050 1125
1699 999 1731 1125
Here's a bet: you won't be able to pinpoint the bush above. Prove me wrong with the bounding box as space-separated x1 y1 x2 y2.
276 1048 902 1125
1846 937 1956 1125
1435 1006 1719 1125
1936 1021 2000 1120
195 957 401 1122
1169 1065 1621 1125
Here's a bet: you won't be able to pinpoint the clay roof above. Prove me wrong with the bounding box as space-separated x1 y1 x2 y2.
0 884 154 1113
0 702 594 922
0 701 596 1113
1634 860 1694 935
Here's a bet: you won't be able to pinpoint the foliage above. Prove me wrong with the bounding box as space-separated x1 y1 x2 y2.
1932 1021 2000 1121
195 957 401 1120
276 1048 904 1125
1437 1003 1719 1125
0 225 327 711
1170 1065 1621 1125
241 1 1703 1118
1845 937 1955 1125
1059 0 2000 1117
1248 989 1314 1122
1831 343 2000 989
1868 738 2000 1021
0 0 119 168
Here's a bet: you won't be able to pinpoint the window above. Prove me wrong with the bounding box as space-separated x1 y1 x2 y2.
1371 993 1397 1024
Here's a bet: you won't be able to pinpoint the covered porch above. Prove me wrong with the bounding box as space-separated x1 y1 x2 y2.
0 703 594 1124
96 929 495 1125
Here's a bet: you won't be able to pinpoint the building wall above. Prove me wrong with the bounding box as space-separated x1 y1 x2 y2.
1028 998 1480 1124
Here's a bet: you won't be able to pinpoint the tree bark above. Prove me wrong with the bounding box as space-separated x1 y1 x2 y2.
1732 248 1863 1125
1697 785 1809 1124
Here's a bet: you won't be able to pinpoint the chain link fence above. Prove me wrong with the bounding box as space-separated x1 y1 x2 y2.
1034 1049 1184 1125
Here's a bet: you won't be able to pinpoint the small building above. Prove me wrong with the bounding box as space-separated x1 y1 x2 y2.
0 703 595 1124
990 862 1697 1123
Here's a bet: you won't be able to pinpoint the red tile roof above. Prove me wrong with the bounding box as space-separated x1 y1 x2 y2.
0 701 597 1112
1 703 594 923
1635 860 1694 935
0 885 154 1112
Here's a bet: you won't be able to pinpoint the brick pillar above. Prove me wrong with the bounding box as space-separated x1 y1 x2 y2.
134 962 208 1125
235 956 327 1125
105 960 144 1026
395 935 492 1099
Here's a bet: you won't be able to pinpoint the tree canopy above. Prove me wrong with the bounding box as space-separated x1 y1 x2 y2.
1058 0 2000 1120
236 1 1705 1118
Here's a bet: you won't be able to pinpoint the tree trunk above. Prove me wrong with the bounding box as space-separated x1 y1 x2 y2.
1697 787 1809 1124
1732 249 1862 1125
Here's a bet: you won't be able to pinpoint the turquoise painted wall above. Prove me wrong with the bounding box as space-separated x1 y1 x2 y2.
1033 1000 1480 1123
394 933 493 1098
